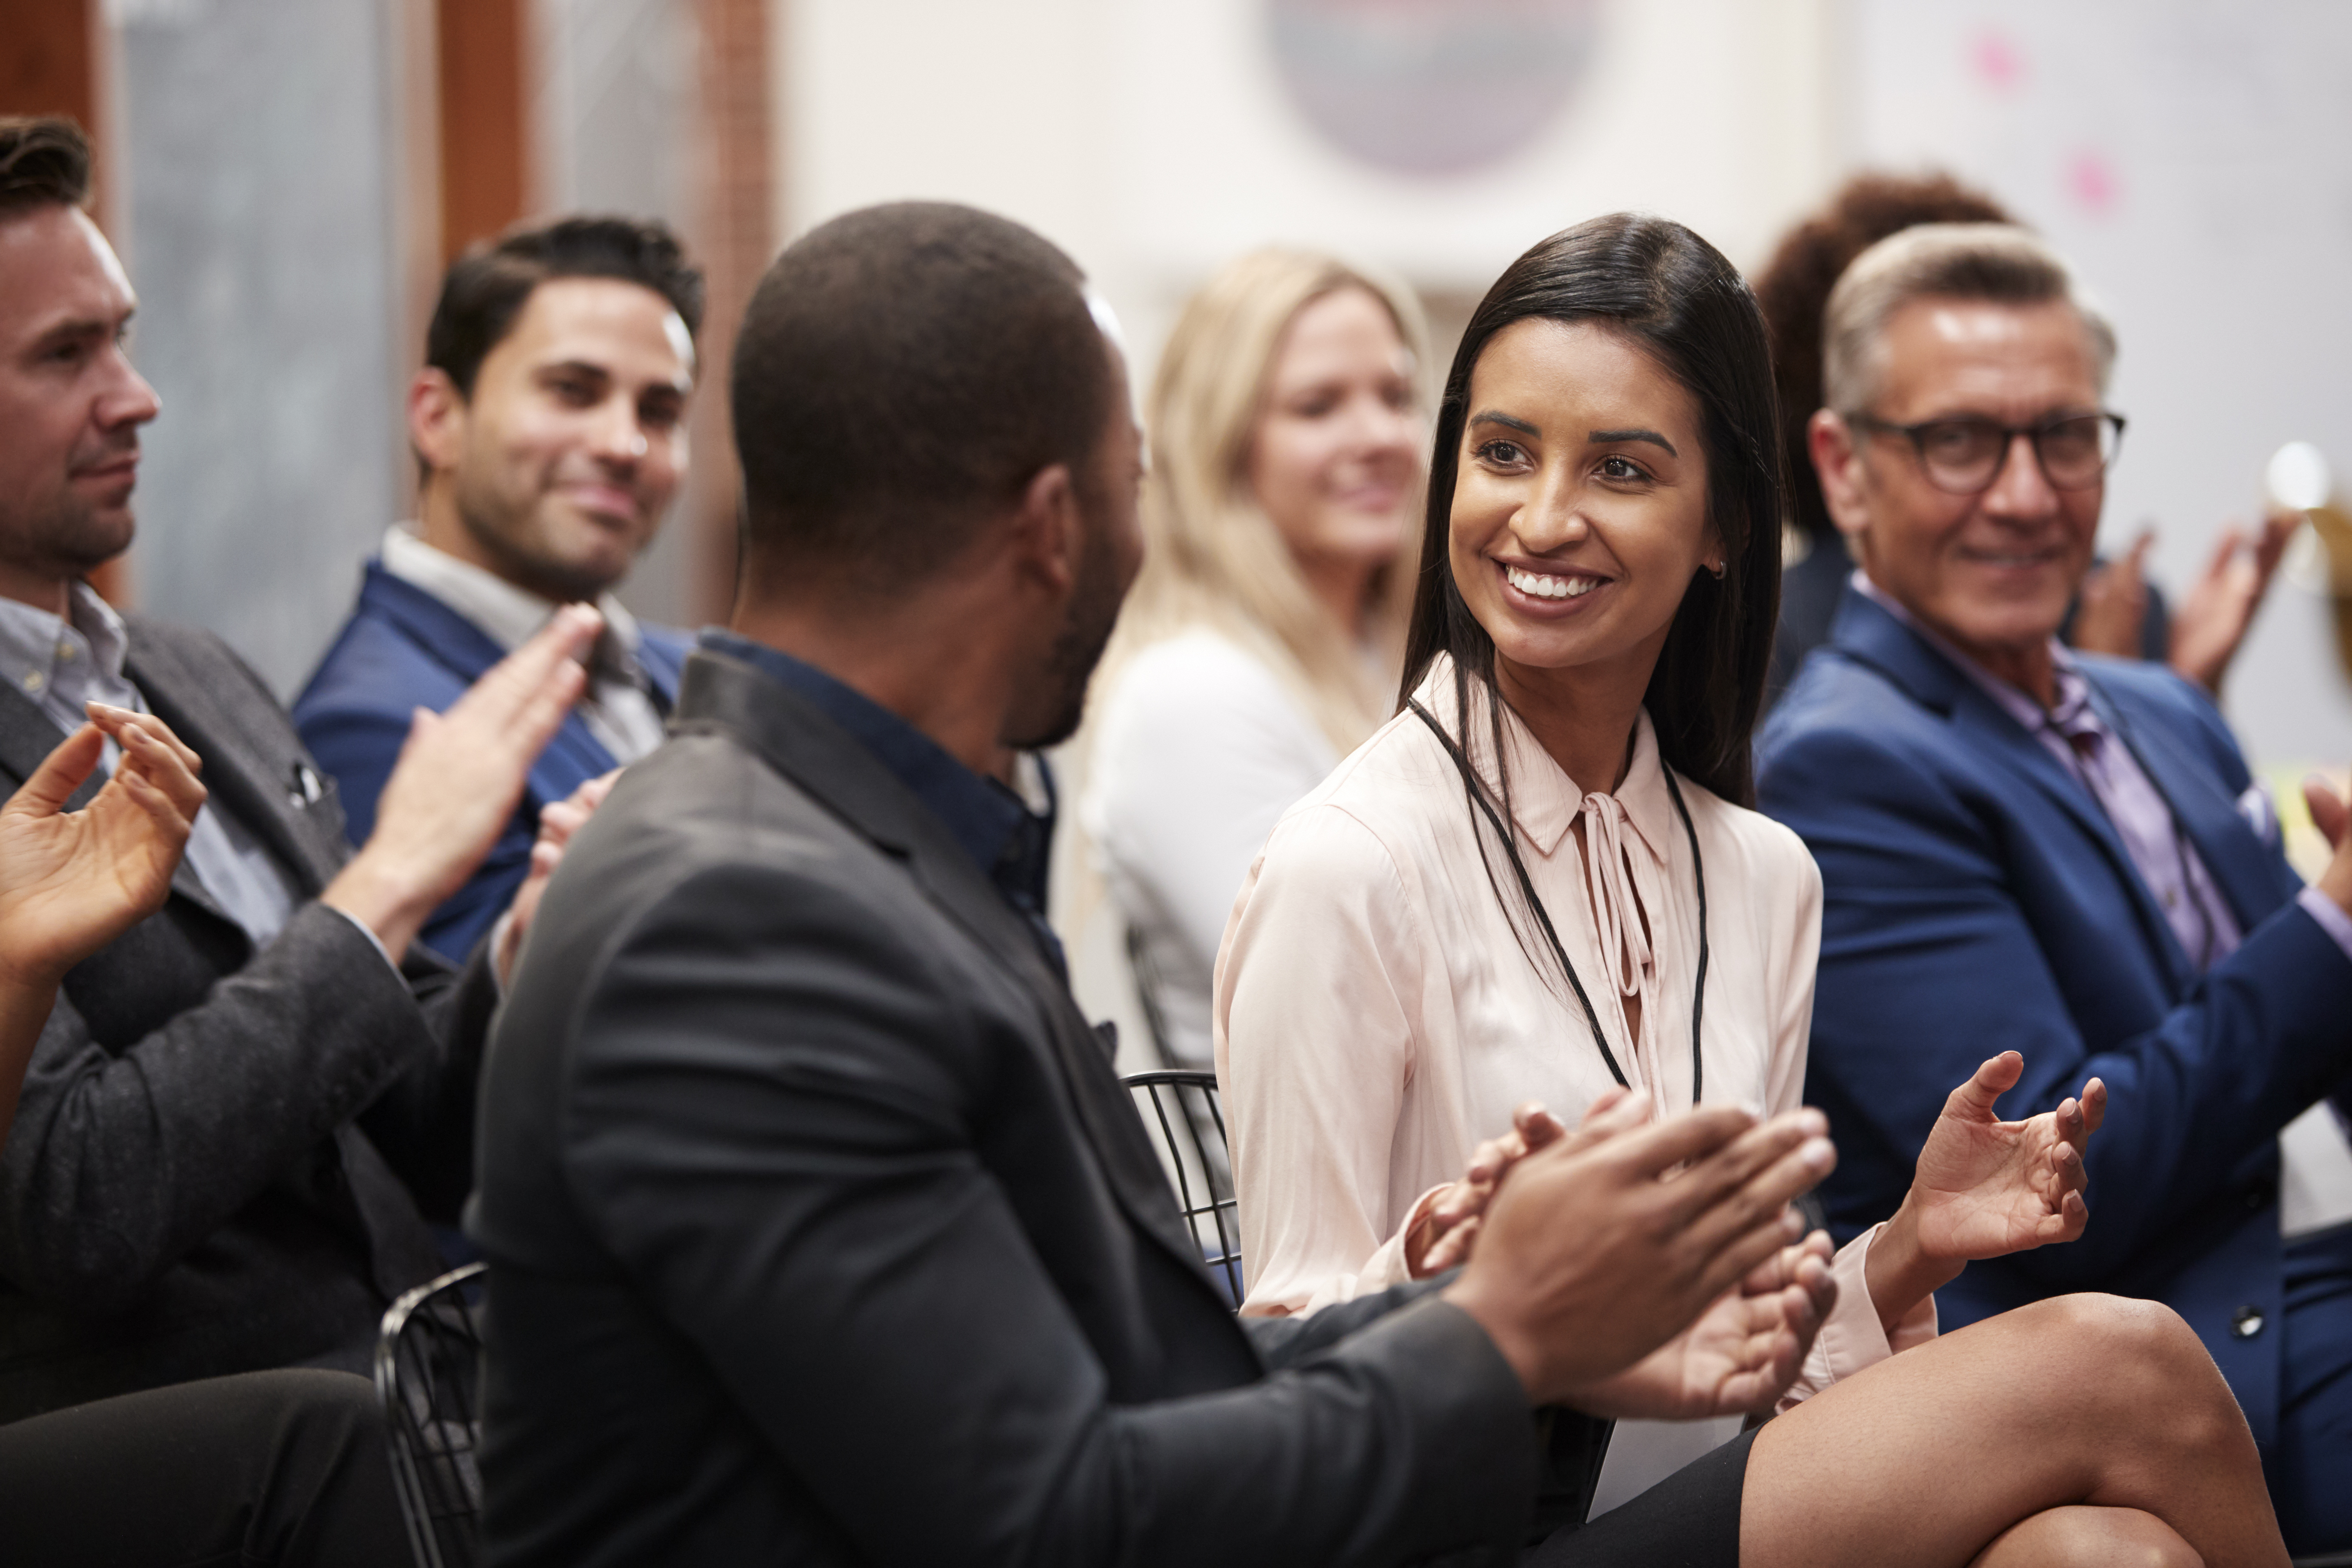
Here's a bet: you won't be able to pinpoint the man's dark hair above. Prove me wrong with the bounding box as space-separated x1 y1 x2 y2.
1751 172 2014 543
730 202 1114 589
425 215 704 398
0 116 93 219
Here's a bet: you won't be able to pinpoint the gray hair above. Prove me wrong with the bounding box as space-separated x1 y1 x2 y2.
1821 222 2116 413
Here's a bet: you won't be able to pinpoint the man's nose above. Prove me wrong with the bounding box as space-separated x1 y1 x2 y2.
1980 430 2061 521
590 399 648 465
97 355 160 432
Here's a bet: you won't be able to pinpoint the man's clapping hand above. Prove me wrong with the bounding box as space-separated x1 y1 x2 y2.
322 604 600 959
0 704 207 990
1439 1098 1837 1407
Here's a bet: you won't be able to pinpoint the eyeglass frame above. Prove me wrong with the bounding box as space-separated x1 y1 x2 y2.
1841 409 2128 495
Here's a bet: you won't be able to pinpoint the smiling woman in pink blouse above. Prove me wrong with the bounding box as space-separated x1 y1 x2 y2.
1215 214 2289 1567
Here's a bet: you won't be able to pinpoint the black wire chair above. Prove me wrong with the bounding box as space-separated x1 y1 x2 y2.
1121 1069 1243 1308
375 1261 487 1568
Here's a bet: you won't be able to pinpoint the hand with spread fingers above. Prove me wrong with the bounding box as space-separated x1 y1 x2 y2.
323 603 601 959
0 704 208 989
1859 1051 2106 1335
0 703 208 1142
2168 510 2296 695
1909 1050 2104 1257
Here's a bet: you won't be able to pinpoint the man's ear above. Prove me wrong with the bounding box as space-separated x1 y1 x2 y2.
1807 408 1873 555
409 368 467 476
1008 461 1082 597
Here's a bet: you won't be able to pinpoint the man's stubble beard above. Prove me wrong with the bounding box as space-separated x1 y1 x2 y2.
452 469 621 605
8 485 135 582
1014 513 1127 753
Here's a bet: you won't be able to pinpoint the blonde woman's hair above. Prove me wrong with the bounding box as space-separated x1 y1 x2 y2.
1101 249 1430 756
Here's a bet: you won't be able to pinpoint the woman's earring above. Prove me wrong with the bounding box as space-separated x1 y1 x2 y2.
1706 560 1727 579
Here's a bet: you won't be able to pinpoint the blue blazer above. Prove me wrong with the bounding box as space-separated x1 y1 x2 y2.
1758 587 2352 1455
292 562 691 962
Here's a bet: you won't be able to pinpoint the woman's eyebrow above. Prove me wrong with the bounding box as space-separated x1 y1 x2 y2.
1590 427 1678 456
1468 410 1539 435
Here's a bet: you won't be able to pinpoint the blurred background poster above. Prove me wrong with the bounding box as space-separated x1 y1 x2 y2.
1 0 2347 779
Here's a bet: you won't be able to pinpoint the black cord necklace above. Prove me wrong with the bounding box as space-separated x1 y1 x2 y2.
1407 698 1710 1104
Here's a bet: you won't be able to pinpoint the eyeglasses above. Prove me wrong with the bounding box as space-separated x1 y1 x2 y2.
1845 410 2127 495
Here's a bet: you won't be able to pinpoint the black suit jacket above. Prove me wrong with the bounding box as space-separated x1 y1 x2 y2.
472 648 1567 1567
0 615 497 1420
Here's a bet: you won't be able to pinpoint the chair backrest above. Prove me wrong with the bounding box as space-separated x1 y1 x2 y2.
1121 1069 1242 1308
375 1261 487 1568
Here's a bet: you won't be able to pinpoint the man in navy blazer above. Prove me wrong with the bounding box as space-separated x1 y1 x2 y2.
296 217 700 960
1759 222 2352 1553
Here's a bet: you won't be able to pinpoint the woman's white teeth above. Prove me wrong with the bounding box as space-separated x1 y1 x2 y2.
1505 565 1597 600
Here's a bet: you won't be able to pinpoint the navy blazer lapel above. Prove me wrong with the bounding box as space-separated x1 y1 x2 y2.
1830 589 2195 987
360 566 620 783
669 652 1215 1280
2085 672 2290 934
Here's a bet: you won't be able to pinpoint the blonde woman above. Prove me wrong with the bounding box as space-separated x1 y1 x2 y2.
1081 250 1426 1069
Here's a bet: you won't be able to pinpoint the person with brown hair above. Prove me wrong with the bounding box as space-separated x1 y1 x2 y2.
0 111 601 1420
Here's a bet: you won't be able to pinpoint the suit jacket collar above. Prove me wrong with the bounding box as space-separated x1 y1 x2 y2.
1828 586 2198 989
357 563 622 783
669 649 1218 1290
125 620 350 899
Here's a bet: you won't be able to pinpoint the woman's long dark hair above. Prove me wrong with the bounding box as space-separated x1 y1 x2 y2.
1399 212 1785 808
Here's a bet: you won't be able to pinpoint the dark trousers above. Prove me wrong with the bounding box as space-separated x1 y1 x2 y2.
0 1368 408 1567
2276 1221 2352 1556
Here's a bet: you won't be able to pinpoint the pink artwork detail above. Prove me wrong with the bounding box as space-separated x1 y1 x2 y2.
1971 28 2025 92
2067 150 2119 216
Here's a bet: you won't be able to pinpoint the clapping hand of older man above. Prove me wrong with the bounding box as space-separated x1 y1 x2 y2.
322 603 601 961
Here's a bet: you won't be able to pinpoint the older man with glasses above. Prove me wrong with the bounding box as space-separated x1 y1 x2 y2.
1759 222 2352 1555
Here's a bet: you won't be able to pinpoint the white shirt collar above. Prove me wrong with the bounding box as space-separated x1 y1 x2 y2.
380 524 643 658
0 579 132 710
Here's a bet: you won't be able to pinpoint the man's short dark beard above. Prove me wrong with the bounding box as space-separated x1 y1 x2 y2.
1014 491 1124 752
454 493 613 605
13 491 133 579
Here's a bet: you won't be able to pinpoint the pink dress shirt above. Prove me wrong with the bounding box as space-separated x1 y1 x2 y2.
1214 657 1936 1406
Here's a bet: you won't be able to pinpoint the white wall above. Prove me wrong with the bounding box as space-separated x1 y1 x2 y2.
778 0 1840 390
1847 0 2352 770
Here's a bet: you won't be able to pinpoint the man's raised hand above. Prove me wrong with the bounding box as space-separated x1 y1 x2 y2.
324 604 600 958
1441 1103 1837 1406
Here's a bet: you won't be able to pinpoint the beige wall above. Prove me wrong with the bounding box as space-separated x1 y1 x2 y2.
774 0 1840 390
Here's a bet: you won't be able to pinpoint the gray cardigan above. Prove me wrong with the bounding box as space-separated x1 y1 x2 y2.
0 614 496 1420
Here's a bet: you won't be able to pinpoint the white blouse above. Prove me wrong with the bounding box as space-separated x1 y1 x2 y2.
1214 657 1933 1405
1084 629 1341 1070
